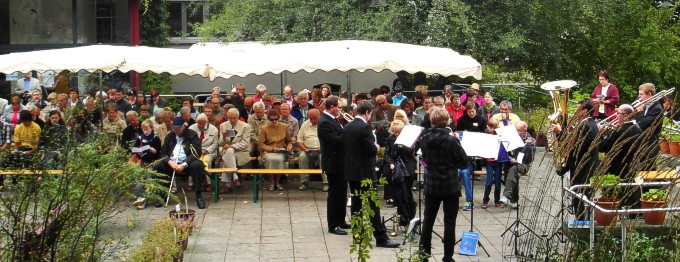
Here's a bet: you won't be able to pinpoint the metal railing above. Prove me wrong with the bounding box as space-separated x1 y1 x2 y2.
563 182 680 260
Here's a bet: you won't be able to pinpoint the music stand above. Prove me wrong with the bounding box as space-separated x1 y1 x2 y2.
454 161 490 257
500 172 541 258
402 156 443 244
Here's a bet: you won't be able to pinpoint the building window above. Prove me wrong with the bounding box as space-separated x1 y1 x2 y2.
168 1 207 39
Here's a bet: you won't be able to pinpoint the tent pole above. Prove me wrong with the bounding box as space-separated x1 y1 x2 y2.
346 71 352 109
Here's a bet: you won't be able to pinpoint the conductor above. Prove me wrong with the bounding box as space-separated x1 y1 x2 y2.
343 101 400 248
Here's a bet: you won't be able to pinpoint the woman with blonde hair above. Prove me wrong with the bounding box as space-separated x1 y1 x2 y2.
383 120 417 225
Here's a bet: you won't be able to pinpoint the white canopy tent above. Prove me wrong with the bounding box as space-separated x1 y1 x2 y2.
0 41 482 92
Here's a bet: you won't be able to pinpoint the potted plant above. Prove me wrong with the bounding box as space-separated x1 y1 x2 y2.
169 189 197 235
127 219 190 262
659 128 670 154
590 174 621 226
669 133 680 155
640 188 669 225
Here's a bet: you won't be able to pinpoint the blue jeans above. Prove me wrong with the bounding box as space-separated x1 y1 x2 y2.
483 162 504 204
458 163 473 203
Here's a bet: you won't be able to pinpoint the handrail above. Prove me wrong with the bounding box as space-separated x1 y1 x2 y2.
564 182 680 214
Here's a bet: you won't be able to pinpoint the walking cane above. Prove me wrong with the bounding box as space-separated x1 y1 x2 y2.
165 170 176 207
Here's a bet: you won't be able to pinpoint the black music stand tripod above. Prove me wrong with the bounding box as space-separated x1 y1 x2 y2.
402 156 443 245
500 176 541 257
454 161 490 257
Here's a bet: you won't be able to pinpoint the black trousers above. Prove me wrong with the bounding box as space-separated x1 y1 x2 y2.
391 176 416 224
419 192 459 262
326 172 347 228
348 180 389 243
153 159 205 198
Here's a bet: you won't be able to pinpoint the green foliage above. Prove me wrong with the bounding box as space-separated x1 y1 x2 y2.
139 0 171 94
127 218 189 261
570 232 678 262
197 0 680 107
589 174 622 199
0 134 168 261
641 188 669 201
350 177 388 262
141 72 173 95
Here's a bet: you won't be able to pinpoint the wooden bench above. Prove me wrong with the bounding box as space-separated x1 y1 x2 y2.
236 168 323 203
636 170 678 182
205 168 238 203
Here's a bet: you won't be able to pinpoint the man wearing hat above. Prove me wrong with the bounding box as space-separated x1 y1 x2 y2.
460 83 484 107
154 117 207 209
271 98 282 112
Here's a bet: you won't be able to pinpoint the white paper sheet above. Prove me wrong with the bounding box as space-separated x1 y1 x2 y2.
395 125 424 147
131 145 150 153
460 131 499 159
495 125 524 151
516 152 525 164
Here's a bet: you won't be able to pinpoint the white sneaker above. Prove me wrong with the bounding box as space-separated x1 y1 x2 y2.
347 197 352 207
499 196 509 204
133 198 146 210
510 202 519 209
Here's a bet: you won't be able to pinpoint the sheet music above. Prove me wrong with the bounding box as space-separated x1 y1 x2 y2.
395 125 424 147
224 129 236 138
495 125 524 151
460 132 499 159
131 145 150 153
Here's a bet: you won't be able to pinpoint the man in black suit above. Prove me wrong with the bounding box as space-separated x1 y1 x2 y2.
550 99 600 220
343 101 399 248
318 96 349 235
634 83 663 171
154 117 207 209
600 104 643 209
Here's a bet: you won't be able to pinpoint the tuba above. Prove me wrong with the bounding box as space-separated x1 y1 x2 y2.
541 80 577 173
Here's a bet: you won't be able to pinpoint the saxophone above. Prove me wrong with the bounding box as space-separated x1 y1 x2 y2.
540 80 577 174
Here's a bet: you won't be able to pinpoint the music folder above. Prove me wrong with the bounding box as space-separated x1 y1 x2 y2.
395 125 424 147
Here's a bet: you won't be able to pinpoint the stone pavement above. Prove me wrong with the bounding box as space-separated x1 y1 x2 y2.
117 149 559 261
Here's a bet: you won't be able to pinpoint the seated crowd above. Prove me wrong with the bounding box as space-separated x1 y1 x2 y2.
0 82 535 214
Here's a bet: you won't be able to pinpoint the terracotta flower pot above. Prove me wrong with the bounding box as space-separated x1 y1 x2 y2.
640 199 668 225
594 198 620 226
659 139 670 154
169 209 196 235
669 141 680 155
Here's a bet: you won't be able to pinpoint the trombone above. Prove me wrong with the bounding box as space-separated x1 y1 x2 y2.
598 87 675 127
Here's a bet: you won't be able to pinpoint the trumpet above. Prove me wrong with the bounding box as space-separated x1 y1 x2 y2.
341 112 354 122
598 87 675 127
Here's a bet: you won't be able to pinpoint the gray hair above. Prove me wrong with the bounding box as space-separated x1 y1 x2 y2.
126 110 139 118
26 104 37 112
499 100 512 110
196 113 208 122
179 107 191 115
154 108 165 119
227 108 239 116
255 84 267 92
212 86 221 92
618 104 634 114
515 121 528 131
32 90 41 95
253 101 266 110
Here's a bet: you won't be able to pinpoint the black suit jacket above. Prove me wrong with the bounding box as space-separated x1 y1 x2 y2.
600 121 642 179
342 118 377 182
318 112 344 175
566 118 600 184
159 128 202 165
636 101 663 140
